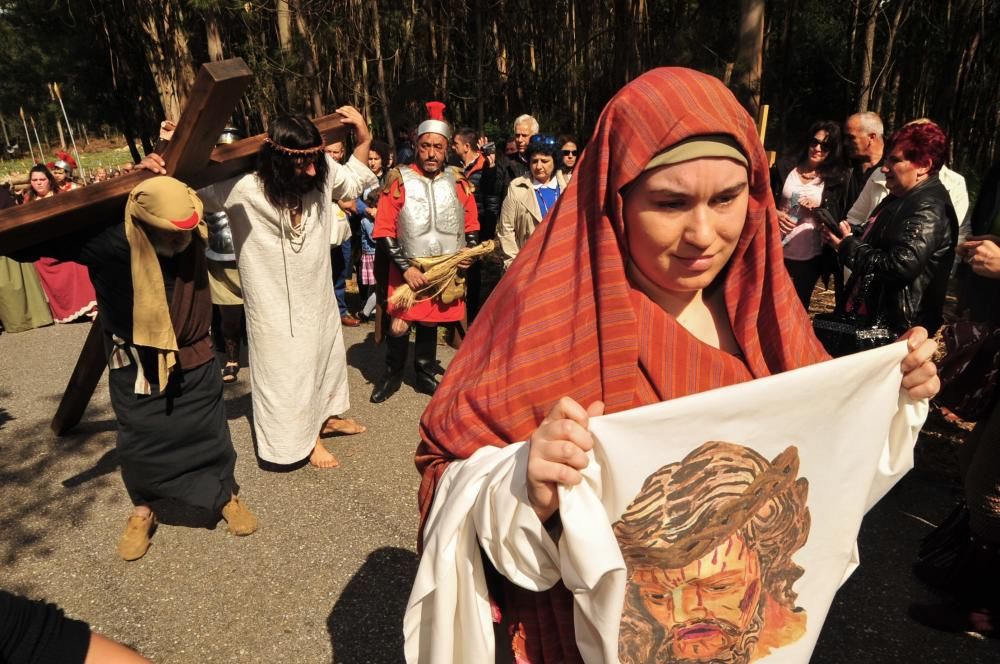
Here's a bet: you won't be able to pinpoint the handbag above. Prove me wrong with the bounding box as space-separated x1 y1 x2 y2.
812 272 895 357
934 321 1000 422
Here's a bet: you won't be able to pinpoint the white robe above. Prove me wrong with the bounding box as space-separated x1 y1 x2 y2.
201 155 377 464
405 342 929 663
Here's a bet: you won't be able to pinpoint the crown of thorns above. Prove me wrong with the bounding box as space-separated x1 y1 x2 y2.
263 137 326 156
617 445 802 569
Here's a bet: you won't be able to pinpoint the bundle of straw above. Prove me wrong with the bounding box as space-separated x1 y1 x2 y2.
388 240 496 311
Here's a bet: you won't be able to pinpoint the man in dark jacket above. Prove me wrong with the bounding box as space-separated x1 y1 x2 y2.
843 111 886 210
453 127 503 321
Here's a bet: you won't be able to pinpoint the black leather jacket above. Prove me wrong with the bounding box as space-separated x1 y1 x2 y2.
838 174 958 335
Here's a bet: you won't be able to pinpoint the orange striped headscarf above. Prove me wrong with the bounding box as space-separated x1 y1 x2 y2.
416 66 828 659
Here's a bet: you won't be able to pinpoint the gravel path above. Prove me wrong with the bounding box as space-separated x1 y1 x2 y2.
1 311 998 662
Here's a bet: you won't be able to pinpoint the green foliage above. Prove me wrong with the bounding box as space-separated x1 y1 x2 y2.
0 0 996 175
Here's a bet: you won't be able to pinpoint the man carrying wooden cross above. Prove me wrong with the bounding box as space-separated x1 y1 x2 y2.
7 176 258 561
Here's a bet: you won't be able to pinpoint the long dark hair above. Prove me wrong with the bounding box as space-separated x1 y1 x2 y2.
370 139 391 184
25 164 59 201
256 115 329 209
799 120 847 186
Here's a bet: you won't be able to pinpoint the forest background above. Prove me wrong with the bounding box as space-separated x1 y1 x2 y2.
0 0 997 186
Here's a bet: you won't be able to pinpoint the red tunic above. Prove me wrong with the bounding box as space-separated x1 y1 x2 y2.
22 192 97 322
373 164 479 322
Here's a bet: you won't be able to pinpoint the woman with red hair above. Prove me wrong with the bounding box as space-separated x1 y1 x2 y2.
826 121 958 336
409 69 941 662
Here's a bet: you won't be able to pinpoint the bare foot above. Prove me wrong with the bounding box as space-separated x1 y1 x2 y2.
321 416 367 436
309 439 340 468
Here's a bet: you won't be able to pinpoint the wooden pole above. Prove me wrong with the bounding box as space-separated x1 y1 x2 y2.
757 104 770 145
52 83 87 181
0 114 10 147
19 107 36 163
50 318 106 435
29 117 43 161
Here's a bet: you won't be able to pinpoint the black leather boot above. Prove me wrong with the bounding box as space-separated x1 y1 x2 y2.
413 324 439 396
370 333 408 403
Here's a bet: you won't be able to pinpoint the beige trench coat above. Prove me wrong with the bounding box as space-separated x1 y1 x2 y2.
496 171 568 270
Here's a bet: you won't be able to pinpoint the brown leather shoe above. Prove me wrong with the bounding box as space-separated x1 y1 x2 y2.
341 315 361 327
222 496 259 536
117 512 156 561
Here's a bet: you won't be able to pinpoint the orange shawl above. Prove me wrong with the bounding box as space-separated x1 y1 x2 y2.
416 67 829 661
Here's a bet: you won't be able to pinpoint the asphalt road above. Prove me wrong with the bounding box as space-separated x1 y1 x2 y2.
1 320 998 663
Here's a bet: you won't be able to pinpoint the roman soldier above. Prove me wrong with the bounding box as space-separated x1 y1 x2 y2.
370 102 480 403
48 151 80 191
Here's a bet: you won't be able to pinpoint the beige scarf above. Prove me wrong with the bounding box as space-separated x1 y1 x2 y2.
123 176 205 392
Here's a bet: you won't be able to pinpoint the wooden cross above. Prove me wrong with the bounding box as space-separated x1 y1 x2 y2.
0 58 348 434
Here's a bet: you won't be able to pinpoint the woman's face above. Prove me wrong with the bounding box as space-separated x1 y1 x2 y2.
806 130 829 166
368 150 383 175
30 172 51 196
530 154 555 183
561 142 578 169
623 157 749 297
882 146 929 197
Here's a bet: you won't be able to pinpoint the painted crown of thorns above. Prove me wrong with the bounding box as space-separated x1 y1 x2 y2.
615 444 803 568
264 137 326 156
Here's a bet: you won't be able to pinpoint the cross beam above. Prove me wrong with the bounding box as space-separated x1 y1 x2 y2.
0 57 347 434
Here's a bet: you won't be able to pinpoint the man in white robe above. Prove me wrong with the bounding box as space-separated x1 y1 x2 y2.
198 109 378 468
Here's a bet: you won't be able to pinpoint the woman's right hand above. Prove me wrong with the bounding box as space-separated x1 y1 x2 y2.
777 210 797 234
526 397 605 524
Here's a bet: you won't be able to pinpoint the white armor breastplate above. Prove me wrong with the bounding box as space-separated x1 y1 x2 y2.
396 168 464 258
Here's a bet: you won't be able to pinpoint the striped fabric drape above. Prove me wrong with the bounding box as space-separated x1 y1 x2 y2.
416 67 829 662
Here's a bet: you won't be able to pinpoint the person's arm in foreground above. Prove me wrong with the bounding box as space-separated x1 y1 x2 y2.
85 633 151 664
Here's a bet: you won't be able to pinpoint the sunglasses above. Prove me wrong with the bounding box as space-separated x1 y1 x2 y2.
808 138 831 151
562 150 578 156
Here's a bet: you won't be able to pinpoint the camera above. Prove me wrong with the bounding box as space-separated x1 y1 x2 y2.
480 142 495 156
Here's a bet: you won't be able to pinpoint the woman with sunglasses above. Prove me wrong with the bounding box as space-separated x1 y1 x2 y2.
770 121 848 307
557 134 579 180
497 134 569 270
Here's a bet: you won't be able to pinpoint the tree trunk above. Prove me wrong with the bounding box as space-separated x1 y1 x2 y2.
205 11 224 62
138 0 197 121
872 1 909 114
292 0 324 116
370 0 394 147
734 0 765 117
856 0 878 112
276 0 294 109
55 121 66 150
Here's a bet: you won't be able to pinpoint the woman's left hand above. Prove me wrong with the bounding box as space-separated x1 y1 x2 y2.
899 326 939 400
821 220 852 249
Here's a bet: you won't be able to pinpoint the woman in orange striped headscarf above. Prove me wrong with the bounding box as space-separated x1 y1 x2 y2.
413 68 939 662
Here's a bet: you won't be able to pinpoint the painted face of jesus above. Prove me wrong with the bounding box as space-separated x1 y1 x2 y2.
631 534 763 663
